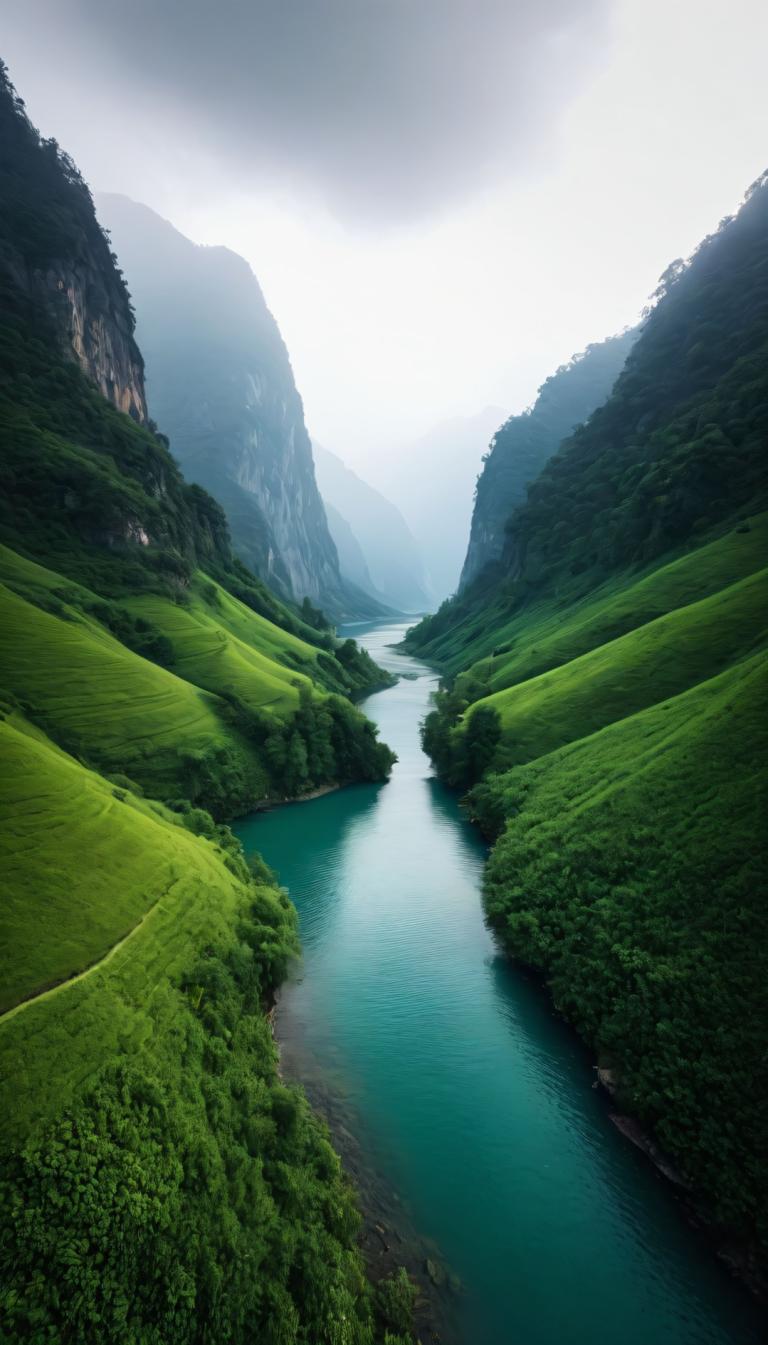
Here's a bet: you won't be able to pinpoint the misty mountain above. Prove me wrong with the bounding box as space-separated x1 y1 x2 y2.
460 330 637 589
323 500 378 597
96 193 377 620
370 407 506 601
313 443 431 613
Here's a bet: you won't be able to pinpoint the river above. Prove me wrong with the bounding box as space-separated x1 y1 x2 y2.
234 620 762 1345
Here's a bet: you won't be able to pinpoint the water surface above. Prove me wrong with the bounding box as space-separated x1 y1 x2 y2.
235 621 762 1345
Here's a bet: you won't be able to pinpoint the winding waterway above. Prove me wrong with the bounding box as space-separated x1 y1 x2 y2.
235 621 762 1345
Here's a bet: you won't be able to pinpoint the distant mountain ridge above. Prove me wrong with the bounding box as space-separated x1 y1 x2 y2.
313 442 431 612
323 499 379 598
369 406 506 601
97 193 378 620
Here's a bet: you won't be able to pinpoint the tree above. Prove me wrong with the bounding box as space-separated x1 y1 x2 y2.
464 705 501 780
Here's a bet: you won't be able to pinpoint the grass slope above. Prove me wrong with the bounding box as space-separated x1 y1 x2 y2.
0 711 406 1342
0 564 268 803
0 544 394 815
0 709 196 1014
0 707 271 1135
410 512 768 680
124 579 325 714
469 564 767 768
419 512 768 782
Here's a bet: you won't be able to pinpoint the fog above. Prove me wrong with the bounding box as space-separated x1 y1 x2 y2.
3 0 767 476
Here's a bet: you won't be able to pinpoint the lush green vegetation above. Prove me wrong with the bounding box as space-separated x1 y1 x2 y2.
470 653 767 1245
0 547 393 817
0 63 407 1343
422 533 767 784
0 710 413 1343
412 172 768 665
411 174 768 1259
502 173 768 590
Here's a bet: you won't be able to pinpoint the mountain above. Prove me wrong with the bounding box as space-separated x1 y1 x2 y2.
313 442 431 612
407 173 768 1261
96 193 378 620
370 406 506 601
460 331 637 590
324 498 379 595
0 62 402 1342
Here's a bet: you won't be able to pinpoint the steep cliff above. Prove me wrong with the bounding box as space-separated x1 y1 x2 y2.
97 193 374 619
314 442 431 612
0 64 146 422
459 330 636 590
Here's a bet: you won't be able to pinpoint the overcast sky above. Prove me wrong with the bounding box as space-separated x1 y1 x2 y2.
4 0 767 471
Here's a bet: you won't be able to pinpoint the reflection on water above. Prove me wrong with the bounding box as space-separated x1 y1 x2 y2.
235 622 762 1345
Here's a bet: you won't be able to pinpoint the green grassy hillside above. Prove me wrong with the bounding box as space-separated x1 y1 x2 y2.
0 707 204 1015
0 564 263 801
0 709 408 1342
413 512 768 682
0 543 394 814
422 513 768 784
0 703 291 1134
122 574 356 708
480 564 766 755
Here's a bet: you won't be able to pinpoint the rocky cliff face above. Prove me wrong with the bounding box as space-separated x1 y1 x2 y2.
97 193 370 617
459 331 637 590
53 262 147 421
0 70 147 424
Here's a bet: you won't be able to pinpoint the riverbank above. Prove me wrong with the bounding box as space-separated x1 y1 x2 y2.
596 1072 768 1300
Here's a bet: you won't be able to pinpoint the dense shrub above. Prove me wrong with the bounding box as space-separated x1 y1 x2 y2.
0 888 402 1343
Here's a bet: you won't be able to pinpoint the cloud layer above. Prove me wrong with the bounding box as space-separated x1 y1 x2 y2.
4 0 607 223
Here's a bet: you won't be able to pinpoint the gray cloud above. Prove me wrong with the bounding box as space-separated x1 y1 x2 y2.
3 0 608 223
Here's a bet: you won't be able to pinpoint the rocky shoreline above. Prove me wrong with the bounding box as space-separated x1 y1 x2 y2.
593 1064 767 1302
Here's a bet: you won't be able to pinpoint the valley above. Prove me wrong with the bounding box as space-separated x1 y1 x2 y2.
0 37 766 1345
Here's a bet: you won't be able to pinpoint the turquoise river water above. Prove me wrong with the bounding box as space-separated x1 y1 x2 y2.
235 621 762 1345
